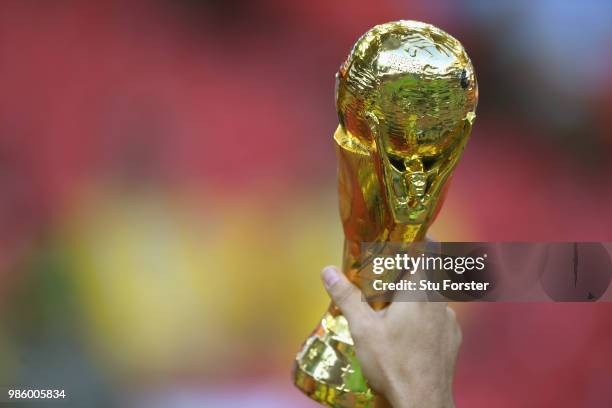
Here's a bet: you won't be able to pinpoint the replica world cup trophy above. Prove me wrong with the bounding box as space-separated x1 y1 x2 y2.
293 21 478 407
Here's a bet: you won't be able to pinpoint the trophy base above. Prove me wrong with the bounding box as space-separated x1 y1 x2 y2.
293 310 390 408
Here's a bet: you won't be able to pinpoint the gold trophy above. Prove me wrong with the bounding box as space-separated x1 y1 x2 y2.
293 21 478 407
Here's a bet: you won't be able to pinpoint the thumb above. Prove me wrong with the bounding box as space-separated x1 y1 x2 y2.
321 266 371 325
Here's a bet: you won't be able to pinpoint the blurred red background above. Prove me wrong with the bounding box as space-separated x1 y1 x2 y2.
1 1 611 406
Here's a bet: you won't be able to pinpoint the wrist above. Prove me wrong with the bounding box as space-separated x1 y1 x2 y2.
387 381 454 408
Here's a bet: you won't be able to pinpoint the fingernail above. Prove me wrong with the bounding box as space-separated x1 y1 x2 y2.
322 266 340 289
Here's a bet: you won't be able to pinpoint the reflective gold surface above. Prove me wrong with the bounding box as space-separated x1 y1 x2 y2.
294 20 477 407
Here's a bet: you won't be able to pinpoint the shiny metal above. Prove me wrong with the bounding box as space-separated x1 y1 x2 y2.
294 21 478 407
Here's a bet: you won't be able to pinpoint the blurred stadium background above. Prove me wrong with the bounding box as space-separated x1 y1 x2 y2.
1 1 612 406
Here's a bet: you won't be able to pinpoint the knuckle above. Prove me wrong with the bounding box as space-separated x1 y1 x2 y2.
351 315 379 343
349 319 366 339
455 324 463 345
448 314 462 343
332 282 354 306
